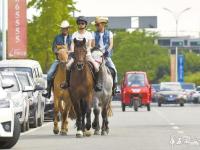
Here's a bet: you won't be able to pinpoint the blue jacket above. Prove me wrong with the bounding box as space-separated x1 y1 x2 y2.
52 34 72 53
94 30 112 57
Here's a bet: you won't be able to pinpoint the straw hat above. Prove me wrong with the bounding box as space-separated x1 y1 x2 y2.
92 16 108 25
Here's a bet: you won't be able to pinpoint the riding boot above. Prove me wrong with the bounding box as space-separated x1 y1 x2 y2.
60 70 71 89
42 79 53 98
112 82 117 96
95 66 103 91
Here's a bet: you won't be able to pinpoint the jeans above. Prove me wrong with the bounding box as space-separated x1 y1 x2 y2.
105 57 118 83
47 60 59 81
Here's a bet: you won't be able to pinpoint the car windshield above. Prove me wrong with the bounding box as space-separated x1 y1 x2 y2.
127 73 145 87
16 74 31 90
0 67 33 78
181 83 195 90
160 83 182 91
1 75 20 92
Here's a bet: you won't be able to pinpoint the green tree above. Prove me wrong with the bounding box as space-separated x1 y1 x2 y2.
112 30 170 83
28 0 76 73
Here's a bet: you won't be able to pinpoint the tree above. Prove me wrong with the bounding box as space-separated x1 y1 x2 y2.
112 30 170 83
27 0 76 72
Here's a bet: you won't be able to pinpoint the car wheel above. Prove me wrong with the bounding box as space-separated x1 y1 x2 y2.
122 103 126 112
133 100 139 111
147 104 151 111
158 101 162 107
0 115 20 149
180 103 184 107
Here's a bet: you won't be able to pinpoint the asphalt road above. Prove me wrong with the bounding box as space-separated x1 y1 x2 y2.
13 102 200 150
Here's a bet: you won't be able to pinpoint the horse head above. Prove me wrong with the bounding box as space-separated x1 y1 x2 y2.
74 38 87 71
56 45 68 64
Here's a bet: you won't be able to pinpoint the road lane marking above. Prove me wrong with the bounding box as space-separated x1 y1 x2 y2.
21 122 52 136
172 126 179 130
177 130 184 134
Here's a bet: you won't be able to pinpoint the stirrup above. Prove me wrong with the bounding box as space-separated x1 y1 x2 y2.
42 92 51 98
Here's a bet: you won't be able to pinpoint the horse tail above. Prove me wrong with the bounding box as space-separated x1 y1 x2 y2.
107 101 113 117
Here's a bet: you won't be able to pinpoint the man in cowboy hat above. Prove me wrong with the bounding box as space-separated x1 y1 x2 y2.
91 16 118 95
42 20 72 98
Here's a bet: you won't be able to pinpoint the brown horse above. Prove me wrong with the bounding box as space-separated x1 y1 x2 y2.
53 47 75 135
69 38 94 137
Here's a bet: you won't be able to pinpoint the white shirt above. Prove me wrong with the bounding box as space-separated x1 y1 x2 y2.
92 31 113 52
72 31 92 45
64 35 67 45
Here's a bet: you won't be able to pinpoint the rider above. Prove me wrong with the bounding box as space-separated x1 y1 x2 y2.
91 16 118 94
42 20 72 98
62 16 101 91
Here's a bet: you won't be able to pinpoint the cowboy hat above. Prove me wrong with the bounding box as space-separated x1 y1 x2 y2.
57 20 72 28
91 16 109 25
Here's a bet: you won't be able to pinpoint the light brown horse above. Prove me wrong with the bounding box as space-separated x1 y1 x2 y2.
69 38 94 137
53 47 75 135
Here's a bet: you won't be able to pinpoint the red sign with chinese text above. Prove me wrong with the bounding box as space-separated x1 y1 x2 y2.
8 0 27 58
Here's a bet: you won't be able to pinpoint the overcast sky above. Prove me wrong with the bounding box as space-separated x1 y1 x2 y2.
1 0 200 37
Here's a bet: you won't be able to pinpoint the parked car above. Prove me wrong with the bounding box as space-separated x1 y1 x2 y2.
151 84 160 102
0 76 20 149
121 71 152 112
0 72 30 132
0 59 46 126
191 86 200 103
157 82 187 107
180 83 196 102
16 72 45 127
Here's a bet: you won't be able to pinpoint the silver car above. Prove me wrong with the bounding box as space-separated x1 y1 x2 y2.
0 72 30 132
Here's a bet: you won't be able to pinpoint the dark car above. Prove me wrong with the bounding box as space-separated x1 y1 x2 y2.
157 82 187 107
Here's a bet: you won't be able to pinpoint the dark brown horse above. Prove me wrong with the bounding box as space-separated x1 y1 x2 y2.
69 38 94 137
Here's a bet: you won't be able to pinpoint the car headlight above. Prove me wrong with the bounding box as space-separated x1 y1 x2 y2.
0 100 10 108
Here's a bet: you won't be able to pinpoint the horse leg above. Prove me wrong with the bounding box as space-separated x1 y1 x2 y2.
92 97 100 135
93 108 100 135
101 106 108 136
60 101 68 135
72 99 83 138
53 97 60 135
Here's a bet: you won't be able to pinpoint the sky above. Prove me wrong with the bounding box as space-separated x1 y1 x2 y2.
1 0 200 37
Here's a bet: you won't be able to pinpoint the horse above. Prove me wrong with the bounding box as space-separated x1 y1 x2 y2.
91 48 113 135
69 38 94 137
53 47 76 135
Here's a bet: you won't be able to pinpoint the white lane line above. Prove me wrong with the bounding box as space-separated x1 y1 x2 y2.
169 123 175 126
153 109 171 124
177 130 184 134
21 122 52 136
172 126 180 130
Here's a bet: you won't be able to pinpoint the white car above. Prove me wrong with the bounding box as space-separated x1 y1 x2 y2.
191 86 200 103
0 77 20 149
0 72 30 132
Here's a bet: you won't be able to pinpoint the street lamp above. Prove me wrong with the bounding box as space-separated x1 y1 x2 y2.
163 7 191 37
163 7 191 82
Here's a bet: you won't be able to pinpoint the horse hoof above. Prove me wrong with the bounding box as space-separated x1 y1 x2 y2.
53 129 59 135
76 130 83 138
84 130 92 137
60 130 67 136
94 130 100 135
101 131 107 136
